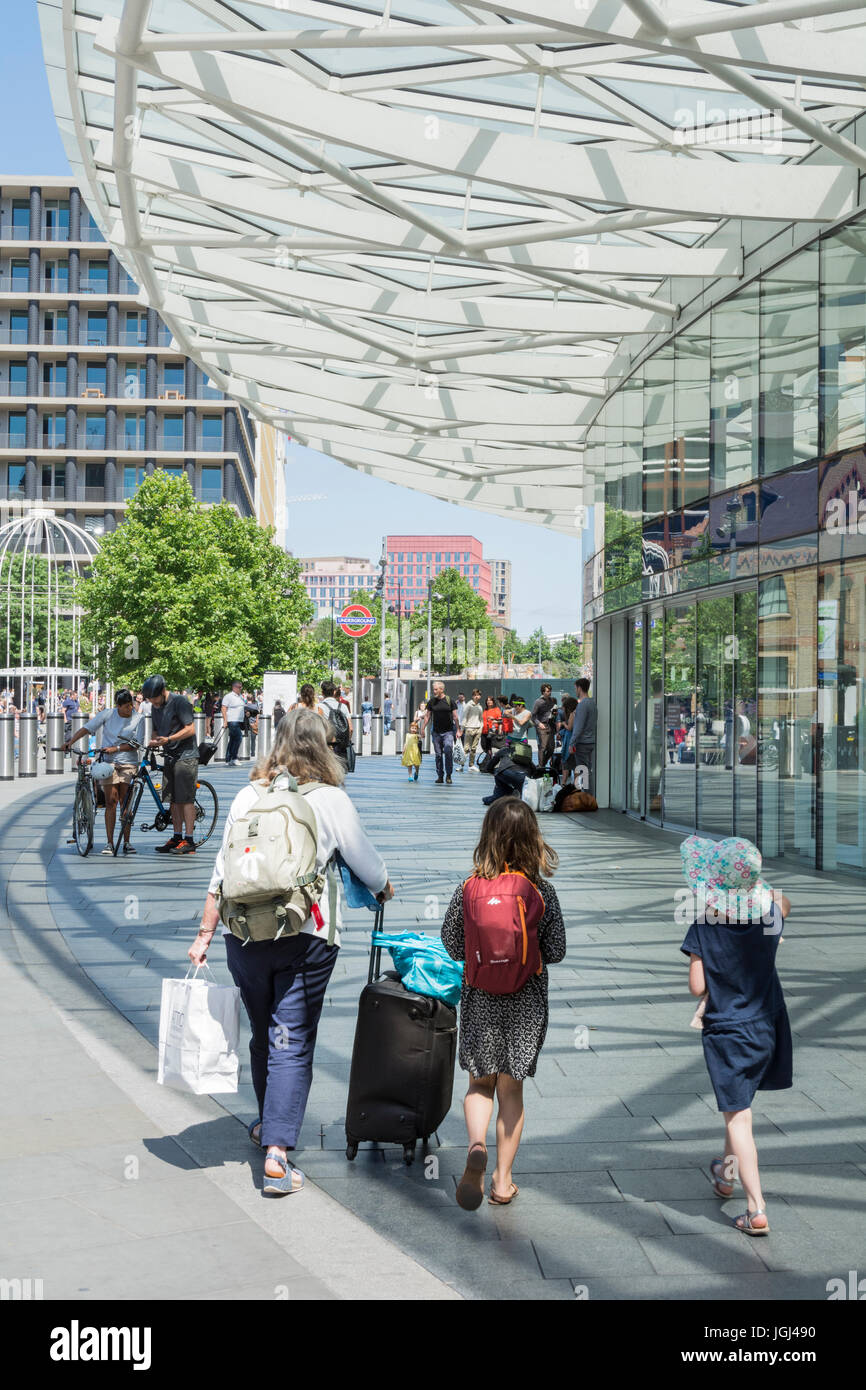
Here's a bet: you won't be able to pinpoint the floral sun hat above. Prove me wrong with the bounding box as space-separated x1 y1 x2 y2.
681 834 774 922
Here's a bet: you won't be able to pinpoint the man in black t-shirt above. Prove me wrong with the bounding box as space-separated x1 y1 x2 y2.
422 680 459 784
142 674 199 855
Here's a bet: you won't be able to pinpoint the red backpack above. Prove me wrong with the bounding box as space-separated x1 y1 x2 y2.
462 868 546 994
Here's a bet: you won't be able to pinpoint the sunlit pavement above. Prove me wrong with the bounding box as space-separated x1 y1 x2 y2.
1 753 865 1300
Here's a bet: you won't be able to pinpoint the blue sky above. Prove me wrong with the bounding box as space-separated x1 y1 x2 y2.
2 4 582 636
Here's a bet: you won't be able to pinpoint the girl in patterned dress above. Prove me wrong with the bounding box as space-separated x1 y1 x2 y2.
441 798 566 1209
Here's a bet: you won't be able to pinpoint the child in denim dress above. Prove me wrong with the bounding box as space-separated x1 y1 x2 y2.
680 836 792 1236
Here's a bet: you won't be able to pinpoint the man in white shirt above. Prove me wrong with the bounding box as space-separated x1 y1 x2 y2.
64 689 142 854
461 687 484 770
222 679 246 766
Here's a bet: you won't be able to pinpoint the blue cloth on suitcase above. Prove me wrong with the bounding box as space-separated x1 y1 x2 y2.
372 931 463 1008
336 853 379 910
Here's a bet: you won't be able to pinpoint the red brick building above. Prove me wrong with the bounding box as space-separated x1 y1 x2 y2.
385 535 492 613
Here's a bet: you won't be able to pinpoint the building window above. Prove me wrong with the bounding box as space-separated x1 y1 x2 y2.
163 364 185 393
11 260 29 290
201 416 223 450
43 200 70 239
162 415 183 446
201 465 222 502
83 415 105 448
83 515 105 536
9 363 27 397
86 363 107 394
11 201 29 238
8 412 26 445
86 261 109 292
43 259 69 291
86 313 107 346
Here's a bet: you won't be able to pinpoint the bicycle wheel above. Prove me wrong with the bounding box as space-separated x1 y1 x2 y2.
113 777 144 856
191 779 219 847
73 782 94 857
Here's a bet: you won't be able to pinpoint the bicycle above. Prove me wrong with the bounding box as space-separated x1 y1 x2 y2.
113 745 219 856
56 747 101 857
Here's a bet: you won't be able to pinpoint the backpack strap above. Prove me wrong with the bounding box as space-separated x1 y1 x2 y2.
297 781 338 945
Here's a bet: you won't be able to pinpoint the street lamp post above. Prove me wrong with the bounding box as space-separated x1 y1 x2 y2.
377 542 387 710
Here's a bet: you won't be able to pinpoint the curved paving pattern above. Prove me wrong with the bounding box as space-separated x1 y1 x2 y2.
15 754 866 1299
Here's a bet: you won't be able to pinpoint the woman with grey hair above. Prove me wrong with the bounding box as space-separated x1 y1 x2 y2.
189 707 393 1195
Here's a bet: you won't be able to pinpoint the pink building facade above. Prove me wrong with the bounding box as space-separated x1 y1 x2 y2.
385 535 492 613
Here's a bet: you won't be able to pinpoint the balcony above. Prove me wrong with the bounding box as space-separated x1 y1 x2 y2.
75 278 109 295
0 277 31 293
118 435 146 451
41 381 70 397
200 487 224 505
0 224 31 241
0 381 29 396
118 331 148 346
41 330 69 345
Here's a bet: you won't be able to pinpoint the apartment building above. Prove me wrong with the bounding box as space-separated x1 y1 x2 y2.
384 535 492 613
299 556 380 620
0 179 262 536
489 557 512 630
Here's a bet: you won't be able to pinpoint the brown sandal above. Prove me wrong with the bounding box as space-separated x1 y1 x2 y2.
456 1143 488 1210
489 1182 519 1206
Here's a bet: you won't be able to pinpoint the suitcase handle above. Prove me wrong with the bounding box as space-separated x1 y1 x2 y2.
367 904 385 985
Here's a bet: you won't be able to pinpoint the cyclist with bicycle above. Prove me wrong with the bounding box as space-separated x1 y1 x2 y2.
142 674 200 856
64 688 142 855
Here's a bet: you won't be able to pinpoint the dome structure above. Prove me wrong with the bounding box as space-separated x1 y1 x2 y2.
0 510 99 705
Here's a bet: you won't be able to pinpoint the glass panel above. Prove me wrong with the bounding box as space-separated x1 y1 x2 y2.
711 284 760 492
629 613 644 813
821 225 866 454
759 464 817 543
647 610 664 819
734 589 758 841
761 248 819 475
643 345 675 519
663 603 696 826
817 558 866 872
676 315 710 506
758 568 817 866
696 593 734 836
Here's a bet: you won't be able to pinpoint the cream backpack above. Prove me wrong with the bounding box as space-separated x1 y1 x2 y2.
218 775 337 945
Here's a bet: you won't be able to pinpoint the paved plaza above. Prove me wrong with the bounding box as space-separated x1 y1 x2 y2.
1 753 864 1301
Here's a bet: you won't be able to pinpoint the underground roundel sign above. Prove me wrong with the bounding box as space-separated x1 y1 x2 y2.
338 603 376 638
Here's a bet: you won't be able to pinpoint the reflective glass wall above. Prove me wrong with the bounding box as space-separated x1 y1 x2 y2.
587 215 866 875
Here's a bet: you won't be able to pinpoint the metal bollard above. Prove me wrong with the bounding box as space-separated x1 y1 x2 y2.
0 715 14 780
45 713 64 774
258 714 273 757
141 714 153 750
393 715 406 754
211 713 223 757
18 715 37 777
239 730 250 761
370 713 383 754
423 723 432 754
194 712 205 744
351 713 363 755
69 712 87 748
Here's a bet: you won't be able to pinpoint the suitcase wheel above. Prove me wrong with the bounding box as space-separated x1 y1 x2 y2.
403 1142 416 1166
346 1142 358 1161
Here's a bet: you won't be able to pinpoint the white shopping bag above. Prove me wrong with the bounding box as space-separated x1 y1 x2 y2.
521 777 541 811
538 774 556 813
157 965 241 1095
452 738 466 768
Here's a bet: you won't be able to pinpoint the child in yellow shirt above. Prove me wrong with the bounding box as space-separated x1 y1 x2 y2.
401 721 422 782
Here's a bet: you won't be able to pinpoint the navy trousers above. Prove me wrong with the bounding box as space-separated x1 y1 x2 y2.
226 721 244 762
224 932 338 1149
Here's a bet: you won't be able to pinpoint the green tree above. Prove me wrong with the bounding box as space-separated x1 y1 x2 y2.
411 568 495 674
521 626 552 665
77 471 325 689
552 633 583 675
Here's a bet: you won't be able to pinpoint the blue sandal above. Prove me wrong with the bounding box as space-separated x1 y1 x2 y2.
263 1152 305 1197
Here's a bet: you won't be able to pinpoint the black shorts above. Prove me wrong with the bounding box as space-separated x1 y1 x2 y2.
162 750 200 805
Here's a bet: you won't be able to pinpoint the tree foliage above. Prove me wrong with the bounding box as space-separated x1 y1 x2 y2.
77 472 327 689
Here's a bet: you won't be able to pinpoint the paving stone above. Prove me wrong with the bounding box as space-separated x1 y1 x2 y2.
610 1166 716 1201
639 1232 770 1275
530 1232 656 1279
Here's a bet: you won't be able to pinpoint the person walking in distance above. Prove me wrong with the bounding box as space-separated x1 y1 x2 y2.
423 680 459 785
531 683 557 769
569 678 597 793
142 675 200 855
461 688 484 771
441 798 566 1209
222 679 246 767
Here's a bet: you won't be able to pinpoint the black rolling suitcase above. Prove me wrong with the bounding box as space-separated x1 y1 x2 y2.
345 909 458 1165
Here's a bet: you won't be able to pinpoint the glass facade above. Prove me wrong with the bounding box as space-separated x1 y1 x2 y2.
587 216 866 876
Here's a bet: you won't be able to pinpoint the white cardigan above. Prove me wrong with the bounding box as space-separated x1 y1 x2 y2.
208 780 388 947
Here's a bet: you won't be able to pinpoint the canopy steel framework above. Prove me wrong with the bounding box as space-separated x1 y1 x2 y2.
39 0 866 534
